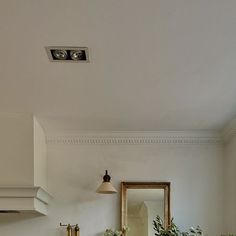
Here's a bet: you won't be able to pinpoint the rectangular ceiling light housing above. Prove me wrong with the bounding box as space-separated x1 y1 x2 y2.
46 46 89 62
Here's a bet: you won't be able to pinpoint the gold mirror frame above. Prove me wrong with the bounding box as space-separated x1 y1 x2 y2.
120 182 171 230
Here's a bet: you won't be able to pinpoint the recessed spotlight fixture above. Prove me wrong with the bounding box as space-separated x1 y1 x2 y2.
52 49 68 60
46 47 89 62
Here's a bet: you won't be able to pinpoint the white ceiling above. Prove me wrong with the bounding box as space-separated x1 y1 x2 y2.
0 0 236 132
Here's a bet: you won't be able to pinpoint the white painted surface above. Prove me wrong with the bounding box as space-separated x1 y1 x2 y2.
0 114 50 214
0 187 51 215
0 114 48 188
222 117 236 142
46 130 222 145
0 113 34 186
0 0 236 131
0 141 223 236
145 201 164 236
224 135 236 233
34 118 48 191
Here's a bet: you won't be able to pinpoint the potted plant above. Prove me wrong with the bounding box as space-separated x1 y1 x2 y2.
103 226 130 236
153 215 203 236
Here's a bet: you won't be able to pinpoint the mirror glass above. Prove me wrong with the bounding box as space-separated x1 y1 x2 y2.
121 182 170 235
127 189 164 236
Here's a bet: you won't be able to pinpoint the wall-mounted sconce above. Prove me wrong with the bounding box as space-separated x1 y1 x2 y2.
96 170 117 194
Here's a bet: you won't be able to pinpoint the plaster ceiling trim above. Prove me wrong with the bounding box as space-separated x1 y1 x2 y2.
222 118 236 143
46 131 222 145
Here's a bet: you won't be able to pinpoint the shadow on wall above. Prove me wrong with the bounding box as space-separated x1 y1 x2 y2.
0 213 44 226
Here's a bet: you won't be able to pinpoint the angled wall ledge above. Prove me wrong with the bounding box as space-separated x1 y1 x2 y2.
46 131 222 145
0 187 52 215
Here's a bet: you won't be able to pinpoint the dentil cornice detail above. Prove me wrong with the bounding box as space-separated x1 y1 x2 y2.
47 131 222 145
222 117 236 143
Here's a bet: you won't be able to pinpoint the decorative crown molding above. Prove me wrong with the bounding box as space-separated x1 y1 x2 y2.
46 131 222 145
222 117 236 143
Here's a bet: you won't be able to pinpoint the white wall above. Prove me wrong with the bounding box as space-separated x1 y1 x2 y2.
0 113 34 186
34 117 48 191
0 114 48 189
224 135 236 233
0 141 223 236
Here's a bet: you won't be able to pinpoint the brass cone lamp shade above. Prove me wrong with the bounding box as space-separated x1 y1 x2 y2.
96 170 117 194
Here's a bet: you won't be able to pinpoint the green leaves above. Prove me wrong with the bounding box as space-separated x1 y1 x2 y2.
153 215 203 236
153 215 165 236
103 225 130 236
104 229 122 236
